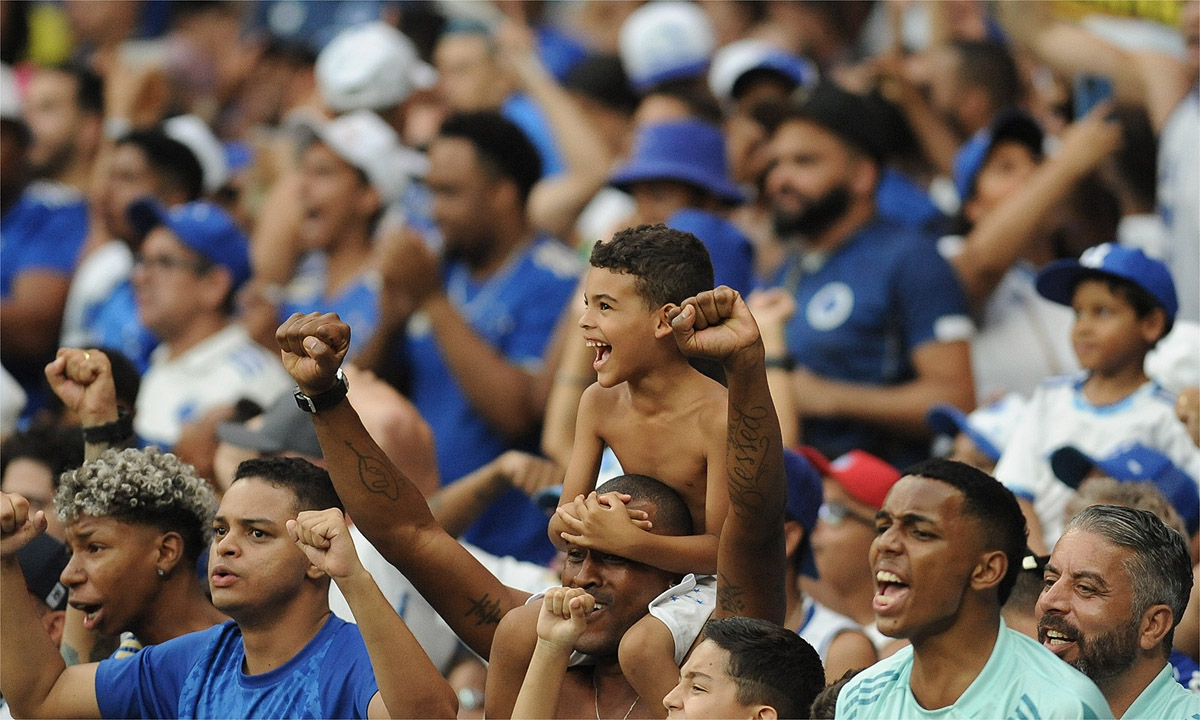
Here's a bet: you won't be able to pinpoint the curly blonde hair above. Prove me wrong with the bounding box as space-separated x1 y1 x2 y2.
55 447 217 566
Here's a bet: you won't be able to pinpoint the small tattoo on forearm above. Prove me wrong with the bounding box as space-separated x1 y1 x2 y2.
716 574 747 614
345 441 399 500
465 593 503 627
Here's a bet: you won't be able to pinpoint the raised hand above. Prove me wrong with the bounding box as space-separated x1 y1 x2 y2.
493 450 564 497
536 586 595 649
666 286 763 368
286 508 362 580
44 348 119 425
276 312 351 396
0 492 47 558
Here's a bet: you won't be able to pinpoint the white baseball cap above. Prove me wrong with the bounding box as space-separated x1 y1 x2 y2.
1 63 23 124
708 39 818 105
297 109 426 205
619 1 715 93
164 114 229 194
316 21 437 112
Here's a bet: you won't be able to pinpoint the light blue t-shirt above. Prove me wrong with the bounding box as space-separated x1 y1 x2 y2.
835 620 1112 719
95 616 378 719
1123 663 1200 720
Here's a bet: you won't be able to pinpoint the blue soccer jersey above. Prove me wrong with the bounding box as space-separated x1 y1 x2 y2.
402 236 581 563
95 616 378 719
767 217 972 468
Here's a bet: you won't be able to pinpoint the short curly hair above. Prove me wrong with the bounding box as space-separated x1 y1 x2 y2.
55 447 217 566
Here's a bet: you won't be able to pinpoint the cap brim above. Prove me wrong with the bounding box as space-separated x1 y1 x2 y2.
1035 259 1086 307
126 198 170 243
216 419 283 454
1049 446 1095 489
927 404 968 438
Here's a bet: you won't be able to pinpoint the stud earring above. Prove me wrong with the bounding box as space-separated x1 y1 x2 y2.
156 568 165 578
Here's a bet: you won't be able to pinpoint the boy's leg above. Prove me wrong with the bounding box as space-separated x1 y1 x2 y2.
618 615 678 720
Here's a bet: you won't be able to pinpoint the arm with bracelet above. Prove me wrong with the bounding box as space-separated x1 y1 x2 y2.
42 348 133 665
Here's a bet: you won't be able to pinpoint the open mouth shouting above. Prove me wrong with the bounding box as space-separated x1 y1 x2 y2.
69 600 106 631
586 339 612 372
1037 616 1080 658
873 570 910 615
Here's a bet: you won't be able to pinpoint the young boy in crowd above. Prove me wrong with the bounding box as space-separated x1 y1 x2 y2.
546 224 734 711
994 243 1200 553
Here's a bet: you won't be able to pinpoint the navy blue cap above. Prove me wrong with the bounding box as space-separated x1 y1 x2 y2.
610 120 746 205
784 448 823 579
953 109 1043 203
17 533 70 612
1051 443 1199 536
128 199 252 290
1036 243 1178 322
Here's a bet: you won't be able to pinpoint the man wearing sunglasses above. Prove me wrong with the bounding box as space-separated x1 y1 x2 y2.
799 447 904 655
127 199 291 449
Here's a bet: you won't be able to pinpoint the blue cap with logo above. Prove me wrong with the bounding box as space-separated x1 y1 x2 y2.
1051 443 1199 536
783 448 823 578
1036 243 1178 322
128 199 252 291
609 120 745 205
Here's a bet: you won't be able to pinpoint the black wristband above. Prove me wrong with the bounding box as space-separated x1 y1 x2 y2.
294 368 350 413
763 354 796 372
82 407 134 445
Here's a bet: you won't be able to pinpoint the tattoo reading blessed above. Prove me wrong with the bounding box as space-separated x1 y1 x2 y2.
345 441 400 500
726 403 771 519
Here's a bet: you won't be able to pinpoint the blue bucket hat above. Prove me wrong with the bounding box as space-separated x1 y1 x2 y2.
1051 443 1199 536
784 448 823 579
1035 243 1178 322
609 120 746 205
128 199 252 291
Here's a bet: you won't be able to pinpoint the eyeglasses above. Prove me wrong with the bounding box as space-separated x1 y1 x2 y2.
133 253 212 274
818 501 875 528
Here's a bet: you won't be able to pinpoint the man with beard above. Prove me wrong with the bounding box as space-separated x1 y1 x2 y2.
362 111 581 564
1038 505 1199 718
759 84 975 469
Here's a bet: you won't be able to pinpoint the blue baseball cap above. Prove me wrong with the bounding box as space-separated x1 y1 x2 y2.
784 448 823 579
1036 243 1178 322
927 394 1028 463
1051 443 1199 536
953 109 1043 205
610 120 746 205
128 199 252 290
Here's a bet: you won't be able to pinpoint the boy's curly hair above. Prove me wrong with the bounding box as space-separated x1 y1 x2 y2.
589 224 715 310
55 447 217 566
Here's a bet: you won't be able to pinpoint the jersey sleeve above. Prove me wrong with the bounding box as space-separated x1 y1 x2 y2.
94 629 210 719
892 237 973 351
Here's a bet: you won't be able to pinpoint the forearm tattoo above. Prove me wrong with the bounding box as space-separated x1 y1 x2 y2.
465 593 503 627
345 441 401 500
726 402 772 519
716 573 747 614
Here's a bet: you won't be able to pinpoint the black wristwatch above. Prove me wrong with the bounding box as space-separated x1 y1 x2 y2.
294 368 349 413
763 354 796 372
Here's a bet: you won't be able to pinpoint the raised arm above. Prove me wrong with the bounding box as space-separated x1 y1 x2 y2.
276 313 530 659
288 508 457 720
510 587 595 719
45 348 127 462
1 492 101 718
668 287 787 623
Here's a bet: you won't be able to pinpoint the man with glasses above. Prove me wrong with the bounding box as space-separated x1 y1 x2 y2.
800 446 904 654
128 199 290 449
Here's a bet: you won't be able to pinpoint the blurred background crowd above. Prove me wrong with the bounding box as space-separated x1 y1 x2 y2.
0 0 1197 715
